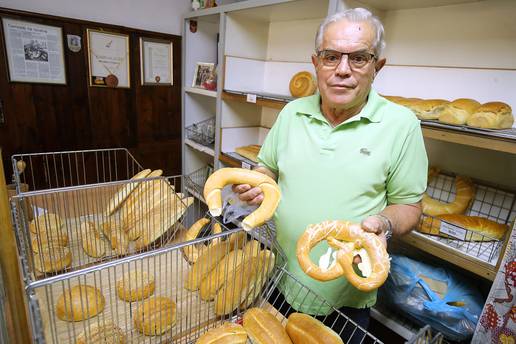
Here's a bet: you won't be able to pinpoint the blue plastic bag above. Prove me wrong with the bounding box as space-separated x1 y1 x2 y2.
379 255 484 341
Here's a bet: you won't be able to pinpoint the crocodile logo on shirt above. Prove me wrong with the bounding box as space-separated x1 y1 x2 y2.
360 148 371 156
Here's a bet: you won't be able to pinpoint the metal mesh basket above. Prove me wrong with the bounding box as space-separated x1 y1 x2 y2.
10 175 204 283
25 221 287 343
416 171 516 264
185 118 216 147
406 325 444 344
11 148 143 193
185 165 213 202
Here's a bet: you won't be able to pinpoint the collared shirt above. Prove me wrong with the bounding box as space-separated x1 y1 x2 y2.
258 89 428 314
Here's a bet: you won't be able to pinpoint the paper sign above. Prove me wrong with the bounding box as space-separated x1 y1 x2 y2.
440 221 467 240
246 93 257 103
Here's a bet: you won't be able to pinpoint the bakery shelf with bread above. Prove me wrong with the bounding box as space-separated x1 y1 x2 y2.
403 170 515 279
24 218 288 343
11 174 202 283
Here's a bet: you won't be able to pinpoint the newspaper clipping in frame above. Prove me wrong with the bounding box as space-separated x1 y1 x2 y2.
2 18 66 84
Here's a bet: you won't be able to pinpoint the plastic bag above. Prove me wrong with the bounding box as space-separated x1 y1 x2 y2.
220 186 258 227
379 254 484 341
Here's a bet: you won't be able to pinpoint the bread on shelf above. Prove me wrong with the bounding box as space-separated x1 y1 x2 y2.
419 214 508 241
75 321 126 344
438 98 481 125
134 296 176 336
243 308 293 344
286 313 343 344
34 244 72 273
116 270 155 302
56 285 105 321
410 99 449 120
466 101 514 129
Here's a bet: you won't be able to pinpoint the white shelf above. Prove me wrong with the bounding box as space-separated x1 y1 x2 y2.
371 306 418 340
185 139 215 157
185 86 217 98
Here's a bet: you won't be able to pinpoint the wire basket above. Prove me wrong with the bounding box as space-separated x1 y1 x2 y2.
10 175 204 284
24 221 287 343
416 172 516 264
11 148 143 193
185 165 213 202
185 117 216 147
406 325 444 344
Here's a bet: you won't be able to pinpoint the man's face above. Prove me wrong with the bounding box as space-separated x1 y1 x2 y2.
312 20 378 112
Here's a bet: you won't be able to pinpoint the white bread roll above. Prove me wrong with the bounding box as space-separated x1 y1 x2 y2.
196 322 247 344
411 99 449 120
243 308 293 344
438 98 480 125
467 101 514 129
286 313 343 344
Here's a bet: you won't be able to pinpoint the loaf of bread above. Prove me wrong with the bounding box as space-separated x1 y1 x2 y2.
105 169 152 215
56 285 105 321
289 71 317 98
196 322 248 344
419 214 508 241
116 270 155 301
286 313 343 344
438 98 481 125
243 308 292 344
75 321 126 344
134 296 176 336
467 101 514 129
411 99 449 120
34 245 72 273
200 240 262 301
80 221 106 258
422 176 475 216
214 250 275 316
185 232 246 291
29 213 63 234
235 145 261 163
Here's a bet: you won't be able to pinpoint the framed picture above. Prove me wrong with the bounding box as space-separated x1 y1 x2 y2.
140 37 173 85
192 62 215 89
1 17 66 84
87 29 130 88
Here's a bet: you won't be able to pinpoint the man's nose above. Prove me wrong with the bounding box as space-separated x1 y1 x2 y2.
334 55 352 76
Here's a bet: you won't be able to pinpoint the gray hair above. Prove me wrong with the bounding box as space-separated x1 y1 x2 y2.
315 8 386 57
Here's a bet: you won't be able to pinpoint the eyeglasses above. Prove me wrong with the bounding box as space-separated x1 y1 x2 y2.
316 49 376 69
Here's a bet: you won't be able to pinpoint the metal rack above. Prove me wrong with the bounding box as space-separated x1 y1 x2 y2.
12 148 143 193
406 325 444 344
416 172 516 266
185 165 213 203
185 117 216 148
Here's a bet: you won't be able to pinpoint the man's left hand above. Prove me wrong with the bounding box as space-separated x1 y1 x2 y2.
352 215 388 264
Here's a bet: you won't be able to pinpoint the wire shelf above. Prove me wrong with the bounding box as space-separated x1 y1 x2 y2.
26 221 287 344
10 175 204 284
11 148 143 194
185 117 216 148
406 325 445 344
185 165 213 202
416 172 516 265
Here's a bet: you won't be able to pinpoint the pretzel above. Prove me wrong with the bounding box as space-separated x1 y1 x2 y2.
296 220 390 292
203 168 281 231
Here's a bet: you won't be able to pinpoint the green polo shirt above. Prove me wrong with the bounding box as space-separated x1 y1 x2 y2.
258 89 428 315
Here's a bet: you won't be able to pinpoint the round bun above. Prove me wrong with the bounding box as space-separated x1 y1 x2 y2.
116 270 155 302
467 101 514 129
75 321 126 344
438 98 481 125
80 221 106 258
56 285 105 321
289 71 317 98
29 213 63 234
31 231 69 253
34 245 72 273
134 296 176 336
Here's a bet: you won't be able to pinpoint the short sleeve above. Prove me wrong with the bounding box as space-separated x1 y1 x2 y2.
386 121 428 204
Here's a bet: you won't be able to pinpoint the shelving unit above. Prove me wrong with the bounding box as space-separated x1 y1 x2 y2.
183 0 516 341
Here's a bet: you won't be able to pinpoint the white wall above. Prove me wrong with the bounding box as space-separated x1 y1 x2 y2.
0 0 191 35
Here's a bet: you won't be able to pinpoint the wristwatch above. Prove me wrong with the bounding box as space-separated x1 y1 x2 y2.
376 214 393 240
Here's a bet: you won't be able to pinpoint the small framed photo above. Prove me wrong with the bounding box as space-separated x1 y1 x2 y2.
192 62 216 90
2 17 66 84
87 29 130 88
140 37 173 85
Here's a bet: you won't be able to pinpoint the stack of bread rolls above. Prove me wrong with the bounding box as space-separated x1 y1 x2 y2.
384 95 514 129
196 308 343 344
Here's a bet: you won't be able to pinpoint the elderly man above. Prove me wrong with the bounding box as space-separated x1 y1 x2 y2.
234 7 428 335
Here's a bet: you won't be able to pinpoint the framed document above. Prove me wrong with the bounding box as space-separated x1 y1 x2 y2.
140 37 173 85
87 29 130 88
2 18 66 84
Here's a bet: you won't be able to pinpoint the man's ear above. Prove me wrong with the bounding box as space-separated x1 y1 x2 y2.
311 54 319 69
375 58 386 72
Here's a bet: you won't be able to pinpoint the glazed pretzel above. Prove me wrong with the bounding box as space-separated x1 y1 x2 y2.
296 220 390 292
203 168 281 231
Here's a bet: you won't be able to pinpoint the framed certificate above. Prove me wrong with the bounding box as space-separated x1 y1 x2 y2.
2 17 66 84
87 29 130 88
140 37 173 85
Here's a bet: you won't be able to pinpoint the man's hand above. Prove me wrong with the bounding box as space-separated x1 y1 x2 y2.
231 184 264 205
352 215 388 264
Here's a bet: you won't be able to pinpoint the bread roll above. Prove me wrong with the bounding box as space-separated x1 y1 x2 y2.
243 308 292 344
467 101 514 129
116 270 155 301
411 99 449 120
80 221 106 258
235 145 261 163
289 71 317 98
422 176 475 216
75 321 126 344
105 169 152 215
286 313 343 344
438 98 481 125
196 322 247 344
34 245 72 273
31 231 69 253
419 214 508 241
110 226 129 255
29 213 63 234
134 296 176 336
56 285 105 321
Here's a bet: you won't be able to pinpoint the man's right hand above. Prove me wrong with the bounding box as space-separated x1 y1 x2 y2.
231 184 264 205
